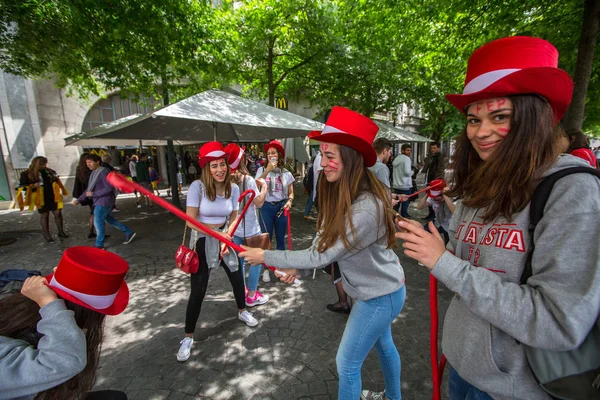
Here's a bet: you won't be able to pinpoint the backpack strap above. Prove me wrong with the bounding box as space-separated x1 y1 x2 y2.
521 167 600 284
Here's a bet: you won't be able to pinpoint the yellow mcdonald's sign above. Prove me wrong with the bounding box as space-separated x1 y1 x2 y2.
275 97 288 110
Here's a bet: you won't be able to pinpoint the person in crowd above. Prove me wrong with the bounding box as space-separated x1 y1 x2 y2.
241 107 406 400
101 154 120 213
421 142 446 220
254 140 295 283
565 129 597 168
284 156 295 174
413 179 455 244
73 154 136 249
149 166 161 196
0 246 129 400
73 152 96 239
135 153 153 209
188 162 198 181
409 162 420 204
128 155 139 200
392 144 414 217
18 156 69 242
225 143 269 307
396 36 600 400
303 155 317 221
177 142 260 363
369 138 393 189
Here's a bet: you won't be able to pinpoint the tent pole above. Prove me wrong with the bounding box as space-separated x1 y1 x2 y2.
139 140 143 154
166 139 181 208
213 122 217 141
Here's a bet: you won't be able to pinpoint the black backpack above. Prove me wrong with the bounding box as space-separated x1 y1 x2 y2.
521 166 600 400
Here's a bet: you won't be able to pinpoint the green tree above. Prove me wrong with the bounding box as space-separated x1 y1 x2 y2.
233 0 339 107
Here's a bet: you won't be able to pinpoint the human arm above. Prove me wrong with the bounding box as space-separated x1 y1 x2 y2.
0 280 86 397
252 178 267 208
244 197 384 270
399 174 600 350
282 173 294 211
442 194 456 213
416 194 428 210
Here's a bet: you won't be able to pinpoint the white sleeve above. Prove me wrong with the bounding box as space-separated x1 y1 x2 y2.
285 171 295 187
186 181 202 208
246 176 260 196
255 166 264 180
231 183 240 211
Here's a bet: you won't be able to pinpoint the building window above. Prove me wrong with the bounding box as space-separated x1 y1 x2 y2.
81 93 157 131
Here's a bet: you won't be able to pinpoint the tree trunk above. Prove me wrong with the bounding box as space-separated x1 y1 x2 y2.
267 37 275 107
564 0 600 131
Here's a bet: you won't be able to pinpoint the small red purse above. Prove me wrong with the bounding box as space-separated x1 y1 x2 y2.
175 225 199 274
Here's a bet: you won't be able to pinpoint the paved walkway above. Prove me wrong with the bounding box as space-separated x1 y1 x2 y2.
0 183 452 400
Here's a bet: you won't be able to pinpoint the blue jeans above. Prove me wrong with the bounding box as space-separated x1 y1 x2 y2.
93 205 132 248
233 235 262 292
303 193 314 216
259 201 287 250
449 367 493 400
393 188 412 217
336 286 406 400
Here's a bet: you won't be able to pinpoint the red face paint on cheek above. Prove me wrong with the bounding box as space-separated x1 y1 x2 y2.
328 160 340 171
497 127 510 136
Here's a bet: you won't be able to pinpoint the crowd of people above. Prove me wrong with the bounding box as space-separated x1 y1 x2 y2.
2 36 600 400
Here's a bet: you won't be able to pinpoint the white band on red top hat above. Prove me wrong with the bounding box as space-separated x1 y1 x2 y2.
463 69 520 95
49 275 118 310
229 147 244 170
321 125 348 135
204 150 226 158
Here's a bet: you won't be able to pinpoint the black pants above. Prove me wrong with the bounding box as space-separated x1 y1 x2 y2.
85 390 127 400
185 237 246 334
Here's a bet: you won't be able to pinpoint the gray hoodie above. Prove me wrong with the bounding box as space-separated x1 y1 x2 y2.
0 299 87 400
432 155 600 399
265 192 405 301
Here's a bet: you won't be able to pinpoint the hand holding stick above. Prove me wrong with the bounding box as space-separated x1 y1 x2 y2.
106 172 302 285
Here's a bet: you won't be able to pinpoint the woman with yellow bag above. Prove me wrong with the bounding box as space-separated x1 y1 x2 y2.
18 156 69 242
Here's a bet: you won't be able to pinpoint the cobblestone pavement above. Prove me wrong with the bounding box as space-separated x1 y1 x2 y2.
0 183 452 400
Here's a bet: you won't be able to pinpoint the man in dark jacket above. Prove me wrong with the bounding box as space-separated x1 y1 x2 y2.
422 142 446 220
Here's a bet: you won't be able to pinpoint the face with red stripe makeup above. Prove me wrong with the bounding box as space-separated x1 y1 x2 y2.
320 142 344 182
466 97 513 161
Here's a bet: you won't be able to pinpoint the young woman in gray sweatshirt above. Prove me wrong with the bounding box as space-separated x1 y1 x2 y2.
241 106 406 400
397 36 600 399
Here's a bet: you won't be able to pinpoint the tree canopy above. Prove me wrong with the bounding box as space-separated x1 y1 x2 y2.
1 0 598 137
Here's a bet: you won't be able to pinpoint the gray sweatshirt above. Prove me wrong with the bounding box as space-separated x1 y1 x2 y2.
432 155 600 399
0 299 87 400
264 192 405 301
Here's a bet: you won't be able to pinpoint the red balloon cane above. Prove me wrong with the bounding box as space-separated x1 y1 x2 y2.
404 180 445 200
430 274 447 400
284 209 292 250
107 172 301 284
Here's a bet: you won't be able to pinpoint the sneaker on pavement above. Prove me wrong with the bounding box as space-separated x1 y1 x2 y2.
245 291 269 307
176 337 194 362
112 207 120 213
262 270 271 283
123 232 136 244
361 390 387 400
136 204 142 209
238 310 259 327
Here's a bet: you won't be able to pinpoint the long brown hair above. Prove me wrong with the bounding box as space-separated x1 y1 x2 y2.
76 153 91 183
266 149 285 169
200 158 232 201
316 145 396 252
27 156 48 182
0 293 106 400
447 94 562 222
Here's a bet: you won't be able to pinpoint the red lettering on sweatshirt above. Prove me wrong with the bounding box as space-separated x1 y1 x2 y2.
465 226 478 244
503 230 525 252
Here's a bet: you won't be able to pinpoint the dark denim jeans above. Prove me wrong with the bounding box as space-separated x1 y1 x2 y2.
449 367 493 400
93 205 132 248
393 188 412 217
259 200 288 250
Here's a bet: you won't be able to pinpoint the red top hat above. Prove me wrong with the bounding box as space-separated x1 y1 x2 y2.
446 36 573 122
198 141 229 168
427 179 446 198
46 247 129 315
264 140 285 158
308 106 378 166
224 143 246 171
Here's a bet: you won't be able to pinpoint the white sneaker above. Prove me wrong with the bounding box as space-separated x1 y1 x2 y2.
137 204 142 209
262 270 271 283
361 390 387 400
238 310 259 327
176 337 194 362
245 291 269 307
418 262 424 266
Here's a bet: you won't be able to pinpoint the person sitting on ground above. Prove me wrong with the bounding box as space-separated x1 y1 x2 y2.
0 246 129 400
